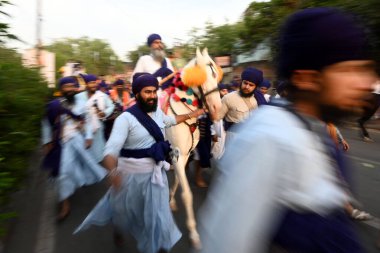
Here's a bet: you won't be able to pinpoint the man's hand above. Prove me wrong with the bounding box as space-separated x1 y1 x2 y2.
85 139 93 149
108 171 122 191
342 140 350 151
195 108 206 117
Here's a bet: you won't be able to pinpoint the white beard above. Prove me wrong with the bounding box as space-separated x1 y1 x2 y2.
151 49 166 61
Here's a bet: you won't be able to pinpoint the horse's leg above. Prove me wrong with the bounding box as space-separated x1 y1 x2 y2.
169 173 179 211
174 154 201 249
170 153 193 211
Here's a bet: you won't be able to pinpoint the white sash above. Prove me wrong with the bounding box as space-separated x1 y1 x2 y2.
117 157 171 187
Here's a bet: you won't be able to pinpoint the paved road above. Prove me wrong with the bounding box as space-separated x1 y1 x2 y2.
3 126 380 253
340 127 380 253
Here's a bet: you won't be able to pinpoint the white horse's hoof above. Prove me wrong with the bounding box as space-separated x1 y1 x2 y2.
170 201 178 211
189 232 202 250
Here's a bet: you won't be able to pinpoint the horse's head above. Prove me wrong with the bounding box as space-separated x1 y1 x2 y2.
181 48 223 121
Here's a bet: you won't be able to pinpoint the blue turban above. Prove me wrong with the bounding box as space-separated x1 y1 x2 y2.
83 74 98 83
98 80 108 88
58 76 78 89
277 8 369 79
132 73 159 95
241 67 263 86
147 33 161 47
113 79 125 86
218 83 229 90
259 79 271 88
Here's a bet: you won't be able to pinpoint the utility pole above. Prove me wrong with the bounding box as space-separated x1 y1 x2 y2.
36 0 42 66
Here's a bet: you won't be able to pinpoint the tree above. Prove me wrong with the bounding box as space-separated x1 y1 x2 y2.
229 0 380 68
239 0 299 53
202 22 244 56
45 37 124 76
0 0 18 43
0 46 49 237
127 44 150 66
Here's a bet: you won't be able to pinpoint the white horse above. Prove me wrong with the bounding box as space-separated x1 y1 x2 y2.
165 48 223 249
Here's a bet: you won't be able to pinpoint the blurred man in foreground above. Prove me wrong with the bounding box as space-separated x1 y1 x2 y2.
199 8 377 253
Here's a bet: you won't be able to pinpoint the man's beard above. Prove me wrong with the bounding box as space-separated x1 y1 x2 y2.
239 89 255 98
151 49 166 60
87 88 96 95
63 92 75 104
117 89 123 98
136 95 158 113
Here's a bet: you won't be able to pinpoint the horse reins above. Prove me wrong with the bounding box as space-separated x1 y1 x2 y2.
169 99 197 155
197 63 220 112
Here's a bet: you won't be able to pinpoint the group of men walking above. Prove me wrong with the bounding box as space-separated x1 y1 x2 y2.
41 7 380 253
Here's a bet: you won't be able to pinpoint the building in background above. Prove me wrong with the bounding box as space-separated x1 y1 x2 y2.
22 48 55 88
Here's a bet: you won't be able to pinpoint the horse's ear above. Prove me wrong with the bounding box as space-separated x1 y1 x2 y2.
196 47 206 67
216 65 224 83
202 48 209 58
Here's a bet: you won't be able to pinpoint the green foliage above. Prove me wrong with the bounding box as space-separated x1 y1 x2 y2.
239 0 299 53
0 0 19 43
201 22 244 56
45 37 124 75
0 46 49 236
127 44 150 66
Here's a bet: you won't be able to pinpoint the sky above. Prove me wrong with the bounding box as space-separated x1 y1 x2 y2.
3 0 262 61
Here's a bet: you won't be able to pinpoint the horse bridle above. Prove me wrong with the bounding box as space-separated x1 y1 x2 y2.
168 62 220 155
196 63 220 111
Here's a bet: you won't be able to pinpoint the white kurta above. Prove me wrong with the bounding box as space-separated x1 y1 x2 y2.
131 55 174 80
104 108 176 158
75 109 181 253
199 104 349 253
41 100 107 201
75 91 114 162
